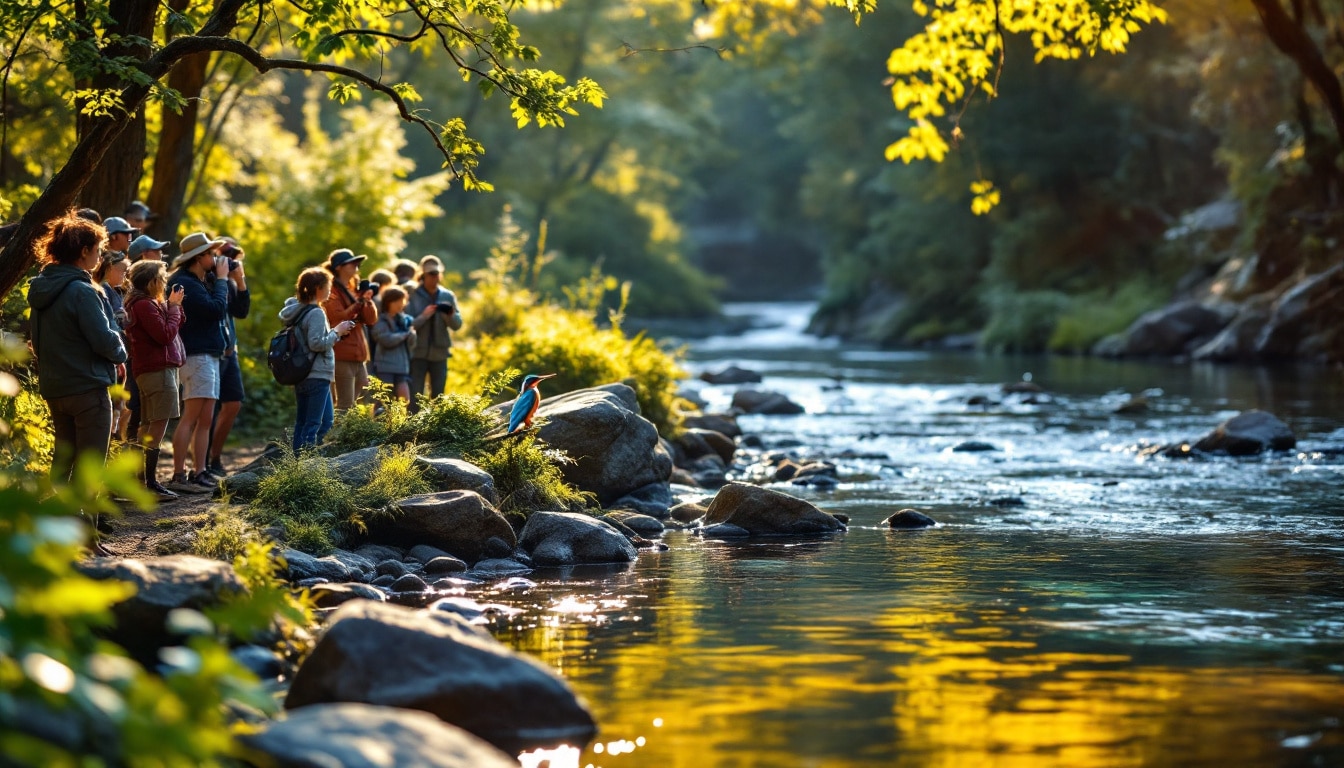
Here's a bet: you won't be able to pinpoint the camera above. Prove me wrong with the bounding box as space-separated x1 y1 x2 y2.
226 258 240 272
435 302 455 314
357 279 381 296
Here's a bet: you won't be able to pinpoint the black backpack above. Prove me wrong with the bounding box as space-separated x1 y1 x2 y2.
267 304 320 386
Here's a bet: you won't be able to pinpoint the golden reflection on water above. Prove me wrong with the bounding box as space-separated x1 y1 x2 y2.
507 591 1344 768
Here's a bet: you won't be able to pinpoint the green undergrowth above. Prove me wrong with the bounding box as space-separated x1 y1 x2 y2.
0 337 311 764
247 442 432 555
468 433 591 521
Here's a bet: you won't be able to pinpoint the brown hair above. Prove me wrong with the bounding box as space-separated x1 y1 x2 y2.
392 258 418 279
92 250 127 284
369 268 395 286
127 259 168 301
379 286 407 313
296 267 331 304
36 212 106 265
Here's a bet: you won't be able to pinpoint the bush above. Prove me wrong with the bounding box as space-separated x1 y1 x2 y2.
468 433 591 518
979 289 1072 354
1049 280 1167 354
351 443 432 514
193 509 260 562
249 448 354 555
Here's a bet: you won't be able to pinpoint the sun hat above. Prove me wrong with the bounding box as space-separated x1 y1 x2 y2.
172 232 225 268
127 234 170 261
103 216 138 236
325 248 367 271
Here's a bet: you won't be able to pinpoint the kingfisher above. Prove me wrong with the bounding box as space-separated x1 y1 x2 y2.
508 373 558 434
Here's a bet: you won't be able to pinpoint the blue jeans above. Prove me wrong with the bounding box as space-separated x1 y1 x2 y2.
293 377 333 451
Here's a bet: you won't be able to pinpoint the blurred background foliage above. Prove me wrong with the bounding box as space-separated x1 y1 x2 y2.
1 0 1340 432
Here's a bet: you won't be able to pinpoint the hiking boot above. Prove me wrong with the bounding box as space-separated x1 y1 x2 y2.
190 471 218 490
146 478 179 501
167 472 211 495
206 458 227 478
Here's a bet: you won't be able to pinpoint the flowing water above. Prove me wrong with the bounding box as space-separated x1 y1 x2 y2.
496 302 1344 768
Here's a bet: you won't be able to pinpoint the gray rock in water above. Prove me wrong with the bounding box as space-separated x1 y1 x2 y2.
518 511 638 566
701 522 750 538
682 412 742 438
407 544 454 564
495 383 673 507
354 543 404 563
1255 264 1344 359
243 703 518 768
375 559 410 579
669 501 708 524
704 482 845 536
77 555 246 666
423 556 468 575
468 558 533 576
285 601 596 751
1193 410 1297 455
952 441 997 453
310 583 387 609
327 549 376 580
371 574 396 588
1098 301 1235 357
610 481 674 518
373 490 516 564
700 365 763 385
391 573 429 593
731 389 805 415
884 509 938 529
283 549 352 583
416 457 499 506
602 510 665 535
232 644 284 680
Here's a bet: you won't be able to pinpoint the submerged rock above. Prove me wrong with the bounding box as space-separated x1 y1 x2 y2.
952 441 997 453
700 365 764 385
731 389 805 415
703 482 845 536
682 412 742 438
883 510 938 529
285 600 596 751
243 703 518 768
1193 410 1297 455
518 511 638 566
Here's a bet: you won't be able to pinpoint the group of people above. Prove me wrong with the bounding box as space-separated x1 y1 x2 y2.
23 203 463 510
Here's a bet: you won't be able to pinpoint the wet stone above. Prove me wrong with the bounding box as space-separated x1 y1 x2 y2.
376 560 410 578
884 509 938 529
391 573 429 592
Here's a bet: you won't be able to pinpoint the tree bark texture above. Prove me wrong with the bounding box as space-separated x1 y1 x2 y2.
1250 0 1344 152
145 52 210 243
74 0 160 218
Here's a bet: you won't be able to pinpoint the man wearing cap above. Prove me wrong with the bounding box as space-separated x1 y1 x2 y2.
124 201 154 232
165 232 234 492
102 216 138 256
127 234 169 263
405 254 463 411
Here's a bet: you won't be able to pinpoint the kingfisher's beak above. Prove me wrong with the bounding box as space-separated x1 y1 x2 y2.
537 373 558 380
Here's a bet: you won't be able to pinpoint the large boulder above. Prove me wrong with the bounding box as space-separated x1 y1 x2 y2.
501 383 672 506
1255 264 1344 361
285 601 596 751
416 457 499 506
703 482 845 535
282 549 354 583
329 446 382 485
731 389 805 415
242 703 517 768
1097 301 1235 357
517 511 638 566
609 481 673 518
77 555 246 665
1192 301 1272 362
370 491 515 564
1193 410 1297 455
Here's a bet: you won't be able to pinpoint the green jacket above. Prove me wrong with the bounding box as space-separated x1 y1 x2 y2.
28 263 127 399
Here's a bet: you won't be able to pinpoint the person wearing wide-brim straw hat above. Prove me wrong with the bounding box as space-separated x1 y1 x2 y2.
322 248 378 412
164 232 235 494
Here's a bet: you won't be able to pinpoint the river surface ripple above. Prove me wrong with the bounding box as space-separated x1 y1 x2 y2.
499 302 1344 768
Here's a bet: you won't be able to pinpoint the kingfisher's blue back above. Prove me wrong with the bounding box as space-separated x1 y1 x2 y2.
508 388 541 433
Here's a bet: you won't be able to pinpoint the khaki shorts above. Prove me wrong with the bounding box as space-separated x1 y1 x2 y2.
180 354 220 401
136 368 181 422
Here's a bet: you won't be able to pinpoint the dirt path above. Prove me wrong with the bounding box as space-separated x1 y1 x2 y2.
100 442 268 559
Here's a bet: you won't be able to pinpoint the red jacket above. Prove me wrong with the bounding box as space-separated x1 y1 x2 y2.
323 281 378 362
125 295 186 377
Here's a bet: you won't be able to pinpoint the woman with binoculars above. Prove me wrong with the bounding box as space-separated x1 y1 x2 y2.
322 248 379 412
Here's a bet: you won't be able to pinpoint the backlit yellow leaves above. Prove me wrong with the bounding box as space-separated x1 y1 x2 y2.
886 1 1168 212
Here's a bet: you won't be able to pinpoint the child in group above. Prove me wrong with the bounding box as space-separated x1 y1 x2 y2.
123 259 186 499
93 250 131 440
370 286 417 403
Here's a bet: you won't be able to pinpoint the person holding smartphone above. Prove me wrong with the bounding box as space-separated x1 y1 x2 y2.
124 260 186 499
405 254 462 411
321 249 378 412
281 267 358 450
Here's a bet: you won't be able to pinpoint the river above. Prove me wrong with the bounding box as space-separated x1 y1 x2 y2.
498 302 1344 768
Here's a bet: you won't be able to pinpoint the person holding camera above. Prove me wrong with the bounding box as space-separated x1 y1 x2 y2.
282 268 358 450
205 236 249 478
124 259 186 499
321 249 378 412
405 254 462 411
166 232 234 492
371 286 417 403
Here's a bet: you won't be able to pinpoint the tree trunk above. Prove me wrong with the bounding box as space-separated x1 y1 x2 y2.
1251 0 1344 152
144 0 210 242
74 0 160 218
